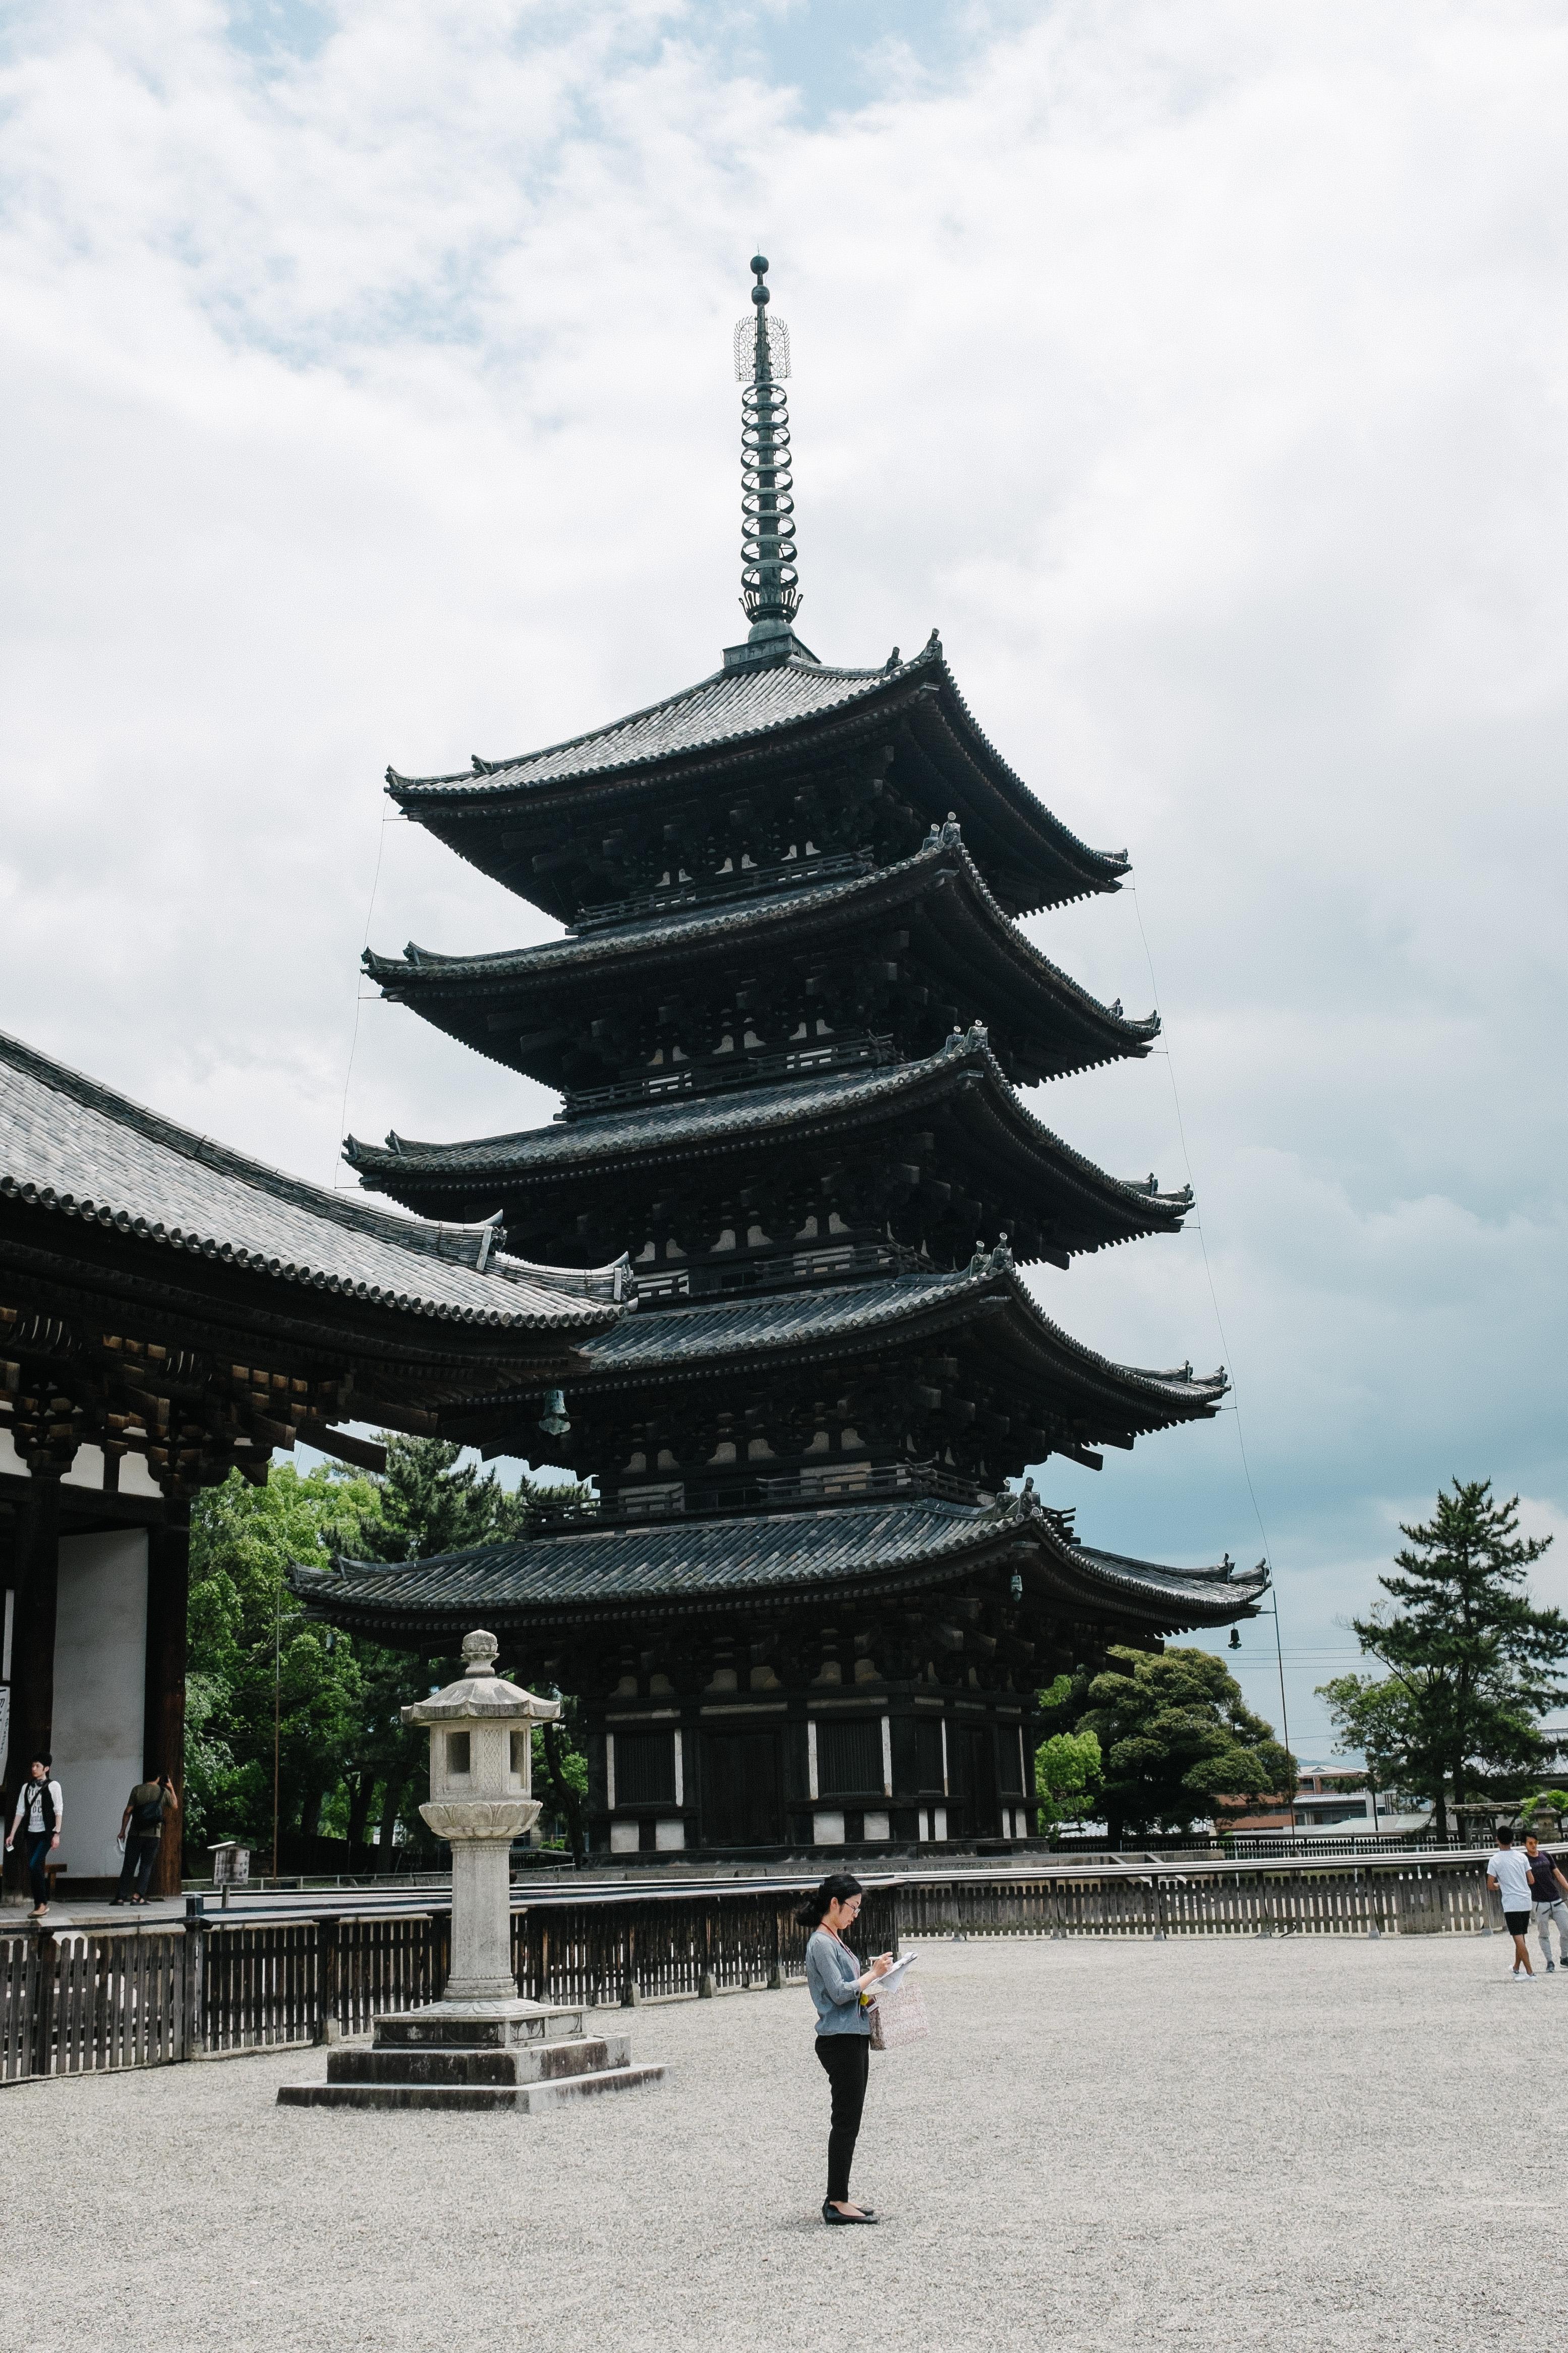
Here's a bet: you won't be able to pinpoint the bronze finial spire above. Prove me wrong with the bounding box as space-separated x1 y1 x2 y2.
733 254 801 644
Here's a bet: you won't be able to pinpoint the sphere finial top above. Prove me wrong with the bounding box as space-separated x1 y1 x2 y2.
461 1628 499 1676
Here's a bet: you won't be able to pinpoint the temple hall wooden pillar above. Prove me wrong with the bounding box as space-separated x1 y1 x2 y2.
144 1502 190 1897
4 1475 62 1892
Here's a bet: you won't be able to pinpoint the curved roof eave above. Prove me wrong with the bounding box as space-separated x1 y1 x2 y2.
0 1029 622 1337
442 1262 1228 1435
287 1491 1266 1632
362 841 1158 1069
382 640 1129 908
343 1036 1192 1252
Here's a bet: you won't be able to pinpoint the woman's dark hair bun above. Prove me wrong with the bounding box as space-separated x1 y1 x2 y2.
793 1872 864 1929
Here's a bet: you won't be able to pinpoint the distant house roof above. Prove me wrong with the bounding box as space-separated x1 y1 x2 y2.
382 637 1130 921
292 1488 1267 1640
345 1032 1192 1263
0 1029 623 1336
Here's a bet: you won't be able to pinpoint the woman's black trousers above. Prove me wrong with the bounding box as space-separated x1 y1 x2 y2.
815 2033 870 2203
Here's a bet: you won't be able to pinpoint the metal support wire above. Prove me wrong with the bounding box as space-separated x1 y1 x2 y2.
332 814 398 1190
1128 885 1294 1814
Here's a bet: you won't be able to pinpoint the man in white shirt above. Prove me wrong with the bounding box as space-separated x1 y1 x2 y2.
5 1755 64 1919
1486 1825 1537 1978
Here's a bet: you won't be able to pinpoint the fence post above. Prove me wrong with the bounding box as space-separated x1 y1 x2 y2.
317 1915 341 2044
181 1895 206 2062
621 1916 641 2006
30 1924 56 2079
769 1903 784 1989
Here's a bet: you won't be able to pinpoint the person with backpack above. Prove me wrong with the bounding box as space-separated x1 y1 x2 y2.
5 1755 64 1918
113 1772 178 1905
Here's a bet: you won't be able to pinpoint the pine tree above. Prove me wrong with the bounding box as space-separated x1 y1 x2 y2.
1051 1646 1294 1841
1326 1478 1563 1835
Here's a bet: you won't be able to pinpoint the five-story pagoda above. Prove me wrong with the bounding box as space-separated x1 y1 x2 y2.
298 259 1267 1859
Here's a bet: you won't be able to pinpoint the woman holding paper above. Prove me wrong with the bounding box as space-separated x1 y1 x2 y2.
799 1873 893 2225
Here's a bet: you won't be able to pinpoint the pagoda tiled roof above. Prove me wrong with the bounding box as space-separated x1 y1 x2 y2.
292 1489 1266 1637
364 839 1157 1086
393 654 933 794
0 1028 623 1335
382 638 1129 919
345 1033 1192 1258
554 1260 1225 1439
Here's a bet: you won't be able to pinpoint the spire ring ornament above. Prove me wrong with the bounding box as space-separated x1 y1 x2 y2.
734 254 801 634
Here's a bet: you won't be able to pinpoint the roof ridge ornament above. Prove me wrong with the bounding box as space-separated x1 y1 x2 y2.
735 254 801 647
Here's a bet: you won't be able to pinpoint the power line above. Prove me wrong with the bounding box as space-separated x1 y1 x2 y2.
1128 885 1293 1788
333 815 398 1189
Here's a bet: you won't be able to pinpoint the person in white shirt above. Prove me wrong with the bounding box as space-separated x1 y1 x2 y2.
6 1756 65 1918
1486 1826 1537 1978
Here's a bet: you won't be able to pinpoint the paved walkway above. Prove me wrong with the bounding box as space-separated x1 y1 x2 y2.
0 1934 1546 2350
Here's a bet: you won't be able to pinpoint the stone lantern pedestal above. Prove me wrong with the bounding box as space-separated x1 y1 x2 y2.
278 1632 664 2111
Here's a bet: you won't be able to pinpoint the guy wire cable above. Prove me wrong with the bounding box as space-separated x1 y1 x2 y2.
333 813 399 1191
1127 882 1294 1788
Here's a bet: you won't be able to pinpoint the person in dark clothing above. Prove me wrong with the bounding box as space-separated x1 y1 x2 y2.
798 1872 893 2225
1523 1833 1568 1971
5 1757 64 1917
113 1773 178 1904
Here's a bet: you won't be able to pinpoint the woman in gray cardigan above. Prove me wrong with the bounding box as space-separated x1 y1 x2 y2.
799 1873 893 2224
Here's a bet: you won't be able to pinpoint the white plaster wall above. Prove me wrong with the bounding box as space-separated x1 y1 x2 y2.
52 1530 147 1880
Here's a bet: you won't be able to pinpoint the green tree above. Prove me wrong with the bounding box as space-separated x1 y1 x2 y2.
1064 1646 1295 1841
1318 1478 1563 1836
340 1437 594 1857
1034 1727 1103 1830
186 1438 595 1870
187 1461 376 1859
1310 1673 1422 1816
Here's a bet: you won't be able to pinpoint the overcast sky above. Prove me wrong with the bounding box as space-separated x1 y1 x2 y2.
5 0 1565 1754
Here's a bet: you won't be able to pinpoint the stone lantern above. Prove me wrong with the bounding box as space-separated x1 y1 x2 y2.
404 1629 556 2008
278 1627 665 2109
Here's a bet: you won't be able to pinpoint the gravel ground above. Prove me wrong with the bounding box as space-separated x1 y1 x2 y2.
0 1932 1550 2351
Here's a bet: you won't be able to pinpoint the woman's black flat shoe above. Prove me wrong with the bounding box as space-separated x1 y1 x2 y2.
823 2202 879 2224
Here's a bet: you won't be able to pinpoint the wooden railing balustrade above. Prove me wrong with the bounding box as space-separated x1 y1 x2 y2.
0 1860 1511 2084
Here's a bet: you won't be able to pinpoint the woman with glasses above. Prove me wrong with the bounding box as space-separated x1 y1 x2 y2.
797 1872 893 2224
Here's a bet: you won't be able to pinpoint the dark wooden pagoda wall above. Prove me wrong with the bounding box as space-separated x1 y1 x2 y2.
582 1629 1046 1857
475 739 921 918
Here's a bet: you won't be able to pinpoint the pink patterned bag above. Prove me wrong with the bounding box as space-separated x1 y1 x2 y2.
868 1974 930 2050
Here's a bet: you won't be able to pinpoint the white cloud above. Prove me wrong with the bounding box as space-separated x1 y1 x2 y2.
3 0 1564 1750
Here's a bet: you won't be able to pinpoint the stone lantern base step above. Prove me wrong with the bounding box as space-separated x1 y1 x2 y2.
277 2004 666 2112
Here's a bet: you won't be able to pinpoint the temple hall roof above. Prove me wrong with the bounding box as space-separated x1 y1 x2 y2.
0 1028 623 1335
292 1488 1267 1639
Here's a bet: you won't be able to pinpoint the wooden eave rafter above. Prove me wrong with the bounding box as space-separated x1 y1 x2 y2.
349 1039 1189 1264
365 844 1154 1090
446 1267 1224 1454
291 1501 1262 1649
385 654 1126 923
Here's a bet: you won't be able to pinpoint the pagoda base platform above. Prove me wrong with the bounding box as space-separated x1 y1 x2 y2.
276 2002 666 2112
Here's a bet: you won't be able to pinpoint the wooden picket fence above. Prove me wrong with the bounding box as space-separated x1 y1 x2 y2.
895 1858 1503 1941
0 1856 1517 2084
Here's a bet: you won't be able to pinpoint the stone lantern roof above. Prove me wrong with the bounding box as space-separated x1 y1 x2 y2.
401 1629 560 1727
